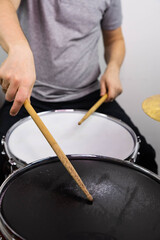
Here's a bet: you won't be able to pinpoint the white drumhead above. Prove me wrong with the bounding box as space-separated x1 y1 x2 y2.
5 110 137 164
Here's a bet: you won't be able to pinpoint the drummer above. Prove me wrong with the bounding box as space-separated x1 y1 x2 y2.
0 0 158 184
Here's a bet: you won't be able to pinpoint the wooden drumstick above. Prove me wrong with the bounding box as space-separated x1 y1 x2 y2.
24 99 93 202
78 94 108 125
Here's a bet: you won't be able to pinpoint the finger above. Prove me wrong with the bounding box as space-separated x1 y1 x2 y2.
1 81 9 94
107 88 116 101
9 87 28 116
2 88 7 94
5 86 17 102
1 80 9 91
107 87 122 102
5 79 20 102
100 78 107 97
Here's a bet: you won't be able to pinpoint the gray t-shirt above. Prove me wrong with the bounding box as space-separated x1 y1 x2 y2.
18 0 122 102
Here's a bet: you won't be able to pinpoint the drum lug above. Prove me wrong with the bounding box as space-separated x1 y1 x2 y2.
128 136 141 163
1 136 8 158
1 150 6 156
137 136 141 143
137 136 141 158
8 158 17 173
8 158 17 167
1 136 5 146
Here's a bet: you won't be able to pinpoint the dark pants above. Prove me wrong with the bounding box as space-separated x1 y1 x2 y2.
0 90 158 184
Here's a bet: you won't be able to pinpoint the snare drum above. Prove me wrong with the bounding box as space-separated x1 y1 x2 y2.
2 110 139 169
0 155 160 240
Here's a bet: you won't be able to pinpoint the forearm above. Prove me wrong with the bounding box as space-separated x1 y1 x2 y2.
102 26 125 72
104 38 125 71
100 28 125 99
0 0 36 116
0 0 29 53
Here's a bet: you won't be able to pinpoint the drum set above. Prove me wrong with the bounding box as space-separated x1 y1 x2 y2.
0 95 159 240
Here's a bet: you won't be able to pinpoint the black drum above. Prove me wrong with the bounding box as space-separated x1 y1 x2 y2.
0 155 160 240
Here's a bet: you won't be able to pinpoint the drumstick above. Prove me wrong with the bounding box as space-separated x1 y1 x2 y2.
78 93 108 125
24 99 93 202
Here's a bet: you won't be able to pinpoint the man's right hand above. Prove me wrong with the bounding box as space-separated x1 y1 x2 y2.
0 43 36 116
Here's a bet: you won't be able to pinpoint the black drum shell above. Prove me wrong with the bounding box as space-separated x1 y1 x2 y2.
0 155 160 240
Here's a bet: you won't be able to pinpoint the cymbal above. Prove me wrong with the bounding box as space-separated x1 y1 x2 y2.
142 95 160 122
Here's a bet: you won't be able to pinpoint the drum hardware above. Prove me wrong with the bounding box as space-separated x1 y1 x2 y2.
142 94 160 121
8 159 17 173
0 219 16 240
0 235 4 240
1 136 5 146
1 150 6 157
1 136 17 175
1 136 10 159
127 136 141 163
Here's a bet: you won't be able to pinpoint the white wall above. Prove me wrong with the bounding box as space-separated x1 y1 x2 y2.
99 0 160 173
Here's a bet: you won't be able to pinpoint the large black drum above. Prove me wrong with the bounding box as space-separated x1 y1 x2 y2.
0 155 160 240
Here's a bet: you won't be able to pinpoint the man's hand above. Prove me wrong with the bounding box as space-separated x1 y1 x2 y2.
100 63 123 102
0 44 36 116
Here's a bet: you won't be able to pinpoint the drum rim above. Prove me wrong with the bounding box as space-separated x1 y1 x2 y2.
0 154 160 240
3 109 138 165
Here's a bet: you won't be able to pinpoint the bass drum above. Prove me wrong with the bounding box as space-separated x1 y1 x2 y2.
2 110 139 169
0 155 160 240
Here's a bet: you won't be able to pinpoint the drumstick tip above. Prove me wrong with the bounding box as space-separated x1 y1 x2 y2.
78 118 85 125
87 194 93 202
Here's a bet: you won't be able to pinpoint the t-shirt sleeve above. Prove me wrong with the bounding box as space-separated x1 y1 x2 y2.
101 0 122 30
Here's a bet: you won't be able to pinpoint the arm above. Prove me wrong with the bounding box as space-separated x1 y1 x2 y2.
100 27 125 101
0 0 36 116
